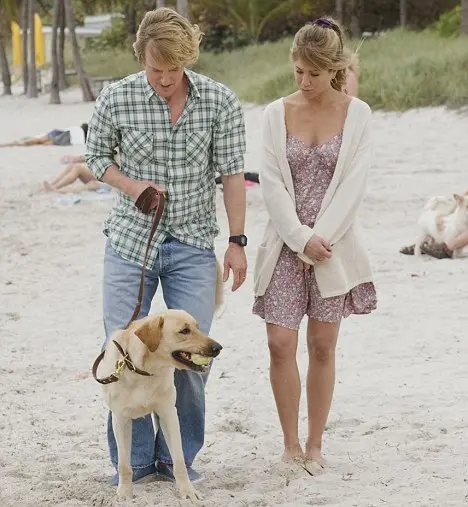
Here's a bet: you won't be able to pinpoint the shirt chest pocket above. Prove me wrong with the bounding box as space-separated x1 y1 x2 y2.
120 129 155 166
185 130 212 168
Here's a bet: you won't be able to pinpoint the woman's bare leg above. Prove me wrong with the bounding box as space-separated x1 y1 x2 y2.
45 164 95 191
305 318 341 466
267 323 304 461
48 164 75 186
1 135 53 147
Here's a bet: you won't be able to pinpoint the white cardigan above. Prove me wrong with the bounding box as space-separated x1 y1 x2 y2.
253 96 374 299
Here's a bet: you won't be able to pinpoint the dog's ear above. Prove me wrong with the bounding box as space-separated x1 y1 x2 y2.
134 317 164 352
453 193 464 205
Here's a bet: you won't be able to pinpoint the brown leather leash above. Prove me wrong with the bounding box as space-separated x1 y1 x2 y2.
92 187 166 385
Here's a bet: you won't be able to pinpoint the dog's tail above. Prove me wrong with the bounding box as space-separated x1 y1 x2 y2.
215 258 224 311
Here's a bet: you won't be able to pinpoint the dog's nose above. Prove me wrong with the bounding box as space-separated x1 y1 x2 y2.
210 342 223 357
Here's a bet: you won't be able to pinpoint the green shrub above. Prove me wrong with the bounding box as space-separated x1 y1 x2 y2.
431 5 461 37
85 17 127 53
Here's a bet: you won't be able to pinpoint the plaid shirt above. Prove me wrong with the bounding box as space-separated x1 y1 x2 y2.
85 70 246 268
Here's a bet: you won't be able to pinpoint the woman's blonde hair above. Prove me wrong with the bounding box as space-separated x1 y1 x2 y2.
291 17 356 92
133 8 203 67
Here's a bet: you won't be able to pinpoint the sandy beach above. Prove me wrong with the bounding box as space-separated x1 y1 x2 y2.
1 87 467 507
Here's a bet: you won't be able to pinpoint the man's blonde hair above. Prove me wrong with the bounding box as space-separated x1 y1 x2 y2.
133 8 203 67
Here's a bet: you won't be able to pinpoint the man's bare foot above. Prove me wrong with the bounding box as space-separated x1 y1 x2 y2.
282 445 305 463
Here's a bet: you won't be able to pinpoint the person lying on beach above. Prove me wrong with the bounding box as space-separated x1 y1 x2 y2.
41 162 111 193
0 123 88 148
399 231 468 259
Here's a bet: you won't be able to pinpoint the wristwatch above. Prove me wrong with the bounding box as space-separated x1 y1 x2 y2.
229 235 248 247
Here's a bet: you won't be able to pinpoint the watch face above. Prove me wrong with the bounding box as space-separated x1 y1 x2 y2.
230 235 247 246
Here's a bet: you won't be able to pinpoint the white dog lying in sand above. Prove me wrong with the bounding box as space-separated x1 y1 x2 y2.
415 192 468 258
96 310 222 501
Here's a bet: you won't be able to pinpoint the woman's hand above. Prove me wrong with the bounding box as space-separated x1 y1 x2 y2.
304 235 332 263
297 258 311 271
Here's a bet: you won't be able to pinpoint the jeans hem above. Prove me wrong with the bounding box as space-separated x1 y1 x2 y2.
112 462 155 471
157 458 193 467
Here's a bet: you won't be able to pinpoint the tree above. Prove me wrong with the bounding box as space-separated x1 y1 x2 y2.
21 0 29 94
50 0 61 103
58 0 67 90
462 0 468 35
27 0 38 98
156 0 165 7
123 2 138 47
63 0 94 101
0 25 12 96
0 1 15 96
349 0 361 38
400 0 408 27
200 0 306 44
335 0 344 26
176 0 189 18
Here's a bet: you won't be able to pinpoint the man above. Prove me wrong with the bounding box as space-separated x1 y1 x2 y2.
85 8 248 485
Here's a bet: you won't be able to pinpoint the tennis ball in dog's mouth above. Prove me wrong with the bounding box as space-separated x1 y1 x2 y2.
190 354 212 366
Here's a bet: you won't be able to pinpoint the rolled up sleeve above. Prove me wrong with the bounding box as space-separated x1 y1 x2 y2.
85 88 119 180
212 91 246 176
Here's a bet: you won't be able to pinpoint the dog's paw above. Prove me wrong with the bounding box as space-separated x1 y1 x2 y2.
116 484 133 501
177 483 202 502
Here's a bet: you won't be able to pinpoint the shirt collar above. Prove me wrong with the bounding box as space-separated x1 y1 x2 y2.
142 69 200 102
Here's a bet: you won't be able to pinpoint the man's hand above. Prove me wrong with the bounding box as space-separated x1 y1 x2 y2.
223 244 247 291
304 234 332 263
127 180 167 203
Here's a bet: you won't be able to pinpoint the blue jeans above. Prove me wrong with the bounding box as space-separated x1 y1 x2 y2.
102 237 217 470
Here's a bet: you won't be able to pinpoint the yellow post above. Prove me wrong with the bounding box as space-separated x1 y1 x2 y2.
34 13 45 67
11 21 22 66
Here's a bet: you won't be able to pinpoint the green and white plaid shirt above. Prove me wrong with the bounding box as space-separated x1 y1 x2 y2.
85 70 246 269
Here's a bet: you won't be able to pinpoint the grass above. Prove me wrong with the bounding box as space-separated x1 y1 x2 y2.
79 29 468 111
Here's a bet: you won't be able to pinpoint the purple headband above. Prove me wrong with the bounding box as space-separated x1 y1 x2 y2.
312 18 334 29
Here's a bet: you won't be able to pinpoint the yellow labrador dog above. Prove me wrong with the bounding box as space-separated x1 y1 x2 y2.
98 309 222 501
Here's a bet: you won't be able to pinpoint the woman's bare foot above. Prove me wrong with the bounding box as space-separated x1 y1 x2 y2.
282 444 305 463
41 181 54 192
304 445 326 474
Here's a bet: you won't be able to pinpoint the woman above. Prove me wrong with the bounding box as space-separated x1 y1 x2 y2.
0 124 88 148
41 151 120 193
253 17 377 472
41 162 106 193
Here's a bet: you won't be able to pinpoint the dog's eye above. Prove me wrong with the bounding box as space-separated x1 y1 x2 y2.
179 327 191 335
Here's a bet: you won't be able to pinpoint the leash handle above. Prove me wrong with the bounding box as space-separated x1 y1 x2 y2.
126 187 166 328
